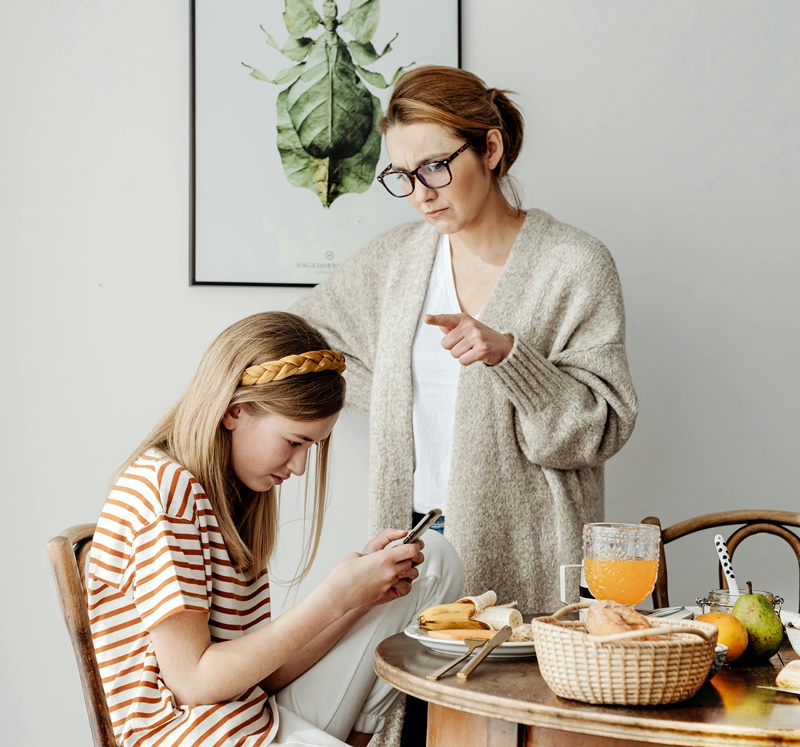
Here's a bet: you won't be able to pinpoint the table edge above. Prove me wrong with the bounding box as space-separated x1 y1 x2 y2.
374 644 800 746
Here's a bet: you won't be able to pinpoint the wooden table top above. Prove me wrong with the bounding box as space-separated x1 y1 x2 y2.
375 632 800 746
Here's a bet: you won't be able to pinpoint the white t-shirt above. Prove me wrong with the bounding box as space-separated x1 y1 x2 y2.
411 234 463 516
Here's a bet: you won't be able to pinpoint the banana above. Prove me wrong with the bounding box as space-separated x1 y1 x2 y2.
473 604 523 630
458 590 498 614
417 591 521 632
417 602 490 631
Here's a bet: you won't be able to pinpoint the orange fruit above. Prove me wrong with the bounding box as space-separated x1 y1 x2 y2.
696 611 749 662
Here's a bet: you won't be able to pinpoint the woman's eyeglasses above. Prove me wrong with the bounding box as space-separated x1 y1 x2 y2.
377 143 471 198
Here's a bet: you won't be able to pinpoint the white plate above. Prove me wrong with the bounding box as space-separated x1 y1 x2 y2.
781 610 800 627
403 624 536 659
647 606 697 620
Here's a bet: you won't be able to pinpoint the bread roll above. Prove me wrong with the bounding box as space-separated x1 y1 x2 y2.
776 660 800 689
584 600 653 638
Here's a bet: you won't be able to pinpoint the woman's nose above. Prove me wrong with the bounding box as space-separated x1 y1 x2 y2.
286 449 307 477
412 180 437 204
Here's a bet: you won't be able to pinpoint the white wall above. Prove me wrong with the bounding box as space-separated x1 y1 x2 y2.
2 1 797 744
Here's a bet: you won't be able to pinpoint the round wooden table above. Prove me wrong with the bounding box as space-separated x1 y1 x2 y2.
374 633 800 746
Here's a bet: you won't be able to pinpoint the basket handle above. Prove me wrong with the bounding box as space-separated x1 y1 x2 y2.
548 603 716 643
589 624 716 644
550 602 586 619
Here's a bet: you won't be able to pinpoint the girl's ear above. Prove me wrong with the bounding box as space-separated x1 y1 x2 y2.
484 128 504 171
222 404 241 431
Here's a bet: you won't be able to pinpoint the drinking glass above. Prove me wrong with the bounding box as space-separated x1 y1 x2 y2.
583 523 660 605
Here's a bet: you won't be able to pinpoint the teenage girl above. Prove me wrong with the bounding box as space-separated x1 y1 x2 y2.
87 311 463 747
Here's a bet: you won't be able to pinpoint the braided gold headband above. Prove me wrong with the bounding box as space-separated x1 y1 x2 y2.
241 350 346 386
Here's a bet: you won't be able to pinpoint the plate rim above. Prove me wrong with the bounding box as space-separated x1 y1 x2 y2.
403 623 536 654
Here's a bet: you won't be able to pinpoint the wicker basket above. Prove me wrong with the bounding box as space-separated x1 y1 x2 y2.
531 603 718 706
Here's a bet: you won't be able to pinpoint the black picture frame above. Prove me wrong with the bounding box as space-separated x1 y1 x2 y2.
190 0 462 287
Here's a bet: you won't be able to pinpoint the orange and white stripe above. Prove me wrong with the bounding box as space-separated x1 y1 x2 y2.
88 450 275 746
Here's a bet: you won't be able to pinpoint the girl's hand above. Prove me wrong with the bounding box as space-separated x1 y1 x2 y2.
425 313 513 366
363 528 425 576
362 529 424 560
323 541 422 611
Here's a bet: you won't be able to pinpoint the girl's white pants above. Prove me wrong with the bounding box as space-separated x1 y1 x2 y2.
270 531 463 745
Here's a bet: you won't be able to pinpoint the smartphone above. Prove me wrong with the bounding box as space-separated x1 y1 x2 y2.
402 508 442 544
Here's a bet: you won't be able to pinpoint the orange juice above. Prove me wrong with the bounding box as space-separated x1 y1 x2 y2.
583 557 658 605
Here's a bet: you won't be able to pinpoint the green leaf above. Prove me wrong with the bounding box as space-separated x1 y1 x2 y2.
259 25 313 62
355 61 414 89
341 0 379 44
273 64 305 86
259 27 282 53
242 63 275 83
347 40 379 66
353 64 389 89
282 35 314 62
376 32 398 58
283 0 321 39
283 36 376 160
276 88 382 207
243 61 304 86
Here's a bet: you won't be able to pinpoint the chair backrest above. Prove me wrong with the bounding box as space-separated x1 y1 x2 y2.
47 524 116 747
642 510 800 610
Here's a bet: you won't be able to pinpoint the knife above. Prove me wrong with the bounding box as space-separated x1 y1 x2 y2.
456 625 513 680
757 685 800 695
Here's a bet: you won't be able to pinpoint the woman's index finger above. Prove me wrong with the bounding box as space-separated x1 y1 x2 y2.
424 312 462 331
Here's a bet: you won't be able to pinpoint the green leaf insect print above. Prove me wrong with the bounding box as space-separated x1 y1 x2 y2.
244 0 410 208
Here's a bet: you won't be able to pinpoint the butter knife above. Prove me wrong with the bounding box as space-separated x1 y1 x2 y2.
426 637 489 681
456 625 513 680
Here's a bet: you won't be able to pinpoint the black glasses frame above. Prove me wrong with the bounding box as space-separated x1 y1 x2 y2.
376 142 471 198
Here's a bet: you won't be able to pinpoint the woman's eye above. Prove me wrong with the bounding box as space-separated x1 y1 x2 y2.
288 440 301 448
423 161 447 175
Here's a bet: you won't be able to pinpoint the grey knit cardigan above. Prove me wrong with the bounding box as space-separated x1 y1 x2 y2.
292 208 638 614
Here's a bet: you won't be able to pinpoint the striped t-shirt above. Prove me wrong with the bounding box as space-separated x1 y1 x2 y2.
88 450 276 746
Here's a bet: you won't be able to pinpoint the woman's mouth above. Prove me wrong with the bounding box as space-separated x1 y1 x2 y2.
426 208 447 219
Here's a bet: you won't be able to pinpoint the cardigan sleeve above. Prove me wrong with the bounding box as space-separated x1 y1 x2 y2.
491 338 637 469
488 237 638 470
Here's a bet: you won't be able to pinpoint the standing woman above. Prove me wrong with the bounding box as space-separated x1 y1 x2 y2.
293 66 638 614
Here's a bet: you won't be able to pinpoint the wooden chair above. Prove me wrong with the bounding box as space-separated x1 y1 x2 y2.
642 510 800 610
47 524 116 747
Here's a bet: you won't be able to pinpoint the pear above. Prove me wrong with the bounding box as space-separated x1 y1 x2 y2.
731 581 784 660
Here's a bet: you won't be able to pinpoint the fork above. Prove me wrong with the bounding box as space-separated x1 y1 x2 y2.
426 638 488 681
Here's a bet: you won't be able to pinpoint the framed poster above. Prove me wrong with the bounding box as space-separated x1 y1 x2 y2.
190 0 461 286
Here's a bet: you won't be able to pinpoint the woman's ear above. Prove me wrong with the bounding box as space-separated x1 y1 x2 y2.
484 128 504 171
222 404 241 431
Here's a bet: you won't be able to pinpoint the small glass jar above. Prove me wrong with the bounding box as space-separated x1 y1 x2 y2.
696 588 783 615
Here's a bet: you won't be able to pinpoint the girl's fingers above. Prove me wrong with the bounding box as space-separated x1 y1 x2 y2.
389 580 412 598
399 566 420 582
364 528 406 553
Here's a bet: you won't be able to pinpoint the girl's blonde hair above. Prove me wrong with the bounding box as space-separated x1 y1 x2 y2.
114 311 346 578
379 65 525 211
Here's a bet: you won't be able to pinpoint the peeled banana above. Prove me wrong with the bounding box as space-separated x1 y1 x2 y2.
417 602 489 631
473 604 523 630
417 590 523 632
